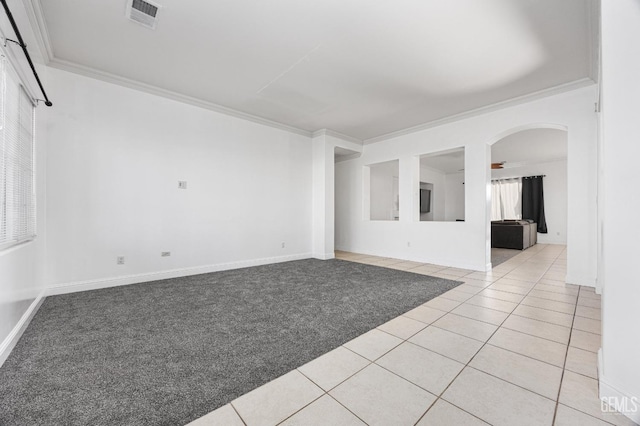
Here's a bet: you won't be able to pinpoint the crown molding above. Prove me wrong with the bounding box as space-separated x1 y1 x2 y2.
22 0 54 63
26 0 313 136
363 78 596 145
48 58 313 138
587 0 600 84
24 0 597 146
311 129 362 145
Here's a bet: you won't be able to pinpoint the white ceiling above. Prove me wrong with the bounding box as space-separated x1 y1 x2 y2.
37 0 596 141
492 128 567 166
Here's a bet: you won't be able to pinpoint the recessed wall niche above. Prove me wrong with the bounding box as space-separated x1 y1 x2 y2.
367 160 400 221
418 147 465 222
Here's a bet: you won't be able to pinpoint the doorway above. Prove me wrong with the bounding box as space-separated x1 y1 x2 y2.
490 128 568 266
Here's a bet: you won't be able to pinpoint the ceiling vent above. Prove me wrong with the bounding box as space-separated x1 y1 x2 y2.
126 0 160 29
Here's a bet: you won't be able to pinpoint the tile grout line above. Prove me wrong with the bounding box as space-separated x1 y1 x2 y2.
277 311 447 425
230 254 459 426
335 304 469 423
277 315 444 426
551 285 584 425
229 402 248 426
221 249 587 426
287 320 443 426
550 287 617 426
272 392 325 426
453 302 579 330
397 302 578 371
412 246 566 425
482 342 564 370
340 248 593 425
428 312 581 348
406 288 598 356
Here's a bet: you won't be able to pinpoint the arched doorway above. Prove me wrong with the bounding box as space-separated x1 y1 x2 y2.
489 126 568 268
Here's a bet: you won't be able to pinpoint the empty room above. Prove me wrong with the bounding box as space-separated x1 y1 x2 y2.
0 0 638 425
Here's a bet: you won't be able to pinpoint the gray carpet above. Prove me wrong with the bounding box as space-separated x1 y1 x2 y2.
0 259 461 426
491 247 521 266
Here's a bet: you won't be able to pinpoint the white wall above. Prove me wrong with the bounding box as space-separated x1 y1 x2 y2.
444 171 465 221
311 134 334 259
313 133 362 259
419 167 445 221
0 1 49 364
335 85 597 278
0 106 47 362
45 68 313 290
599 0 640 422
370 161 398 220
492 160 567 244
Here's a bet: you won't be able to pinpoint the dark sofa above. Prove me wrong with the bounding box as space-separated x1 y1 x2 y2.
491 220 537 250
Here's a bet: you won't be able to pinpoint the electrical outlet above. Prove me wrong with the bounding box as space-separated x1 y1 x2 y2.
117 256 125 265
161 252 171 257
281 242 285 248
178 181 187 189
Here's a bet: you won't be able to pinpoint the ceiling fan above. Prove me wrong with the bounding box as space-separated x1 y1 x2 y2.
491 161 506 169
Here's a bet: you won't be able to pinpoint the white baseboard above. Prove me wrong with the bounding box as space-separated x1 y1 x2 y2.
47 253 313 296
313 253 336 260
536 239 568 245
335 247 485 271
0 291 46 368
599 372 640 423
598 349 640 424
566 273 597 288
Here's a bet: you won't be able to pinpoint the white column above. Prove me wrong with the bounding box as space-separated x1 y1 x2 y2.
311 134 335 259
599 0 640 423
483 143 492 271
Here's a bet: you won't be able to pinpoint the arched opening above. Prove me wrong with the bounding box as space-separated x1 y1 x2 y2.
489 126 568 268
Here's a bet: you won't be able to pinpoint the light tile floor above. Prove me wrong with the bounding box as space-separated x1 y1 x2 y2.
189 245 637 426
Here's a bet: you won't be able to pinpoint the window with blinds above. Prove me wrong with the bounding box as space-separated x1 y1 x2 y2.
0 57 36 249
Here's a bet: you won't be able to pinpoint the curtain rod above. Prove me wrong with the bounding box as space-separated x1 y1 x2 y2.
0 0 52 107
492 174 546 182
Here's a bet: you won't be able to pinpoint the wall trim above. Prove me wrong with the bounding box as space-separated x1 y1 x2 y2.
312 253 336 260
599 352 640 425
47 58 313 138
334 246 485 272
27 0 307 138
312 129 363 145
536 239 569 245
363 78 596 145
23 0 54 62
566 273 597 288
0 291 46 368
47 253 313 296
27 0 596 147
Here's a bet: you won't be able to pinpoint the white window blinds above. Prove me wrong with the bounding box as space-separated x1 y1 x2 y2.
0 56 36 249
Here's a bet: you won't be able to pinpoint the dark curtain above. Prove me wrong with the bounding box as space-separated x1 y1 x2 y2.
522 176 548 233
